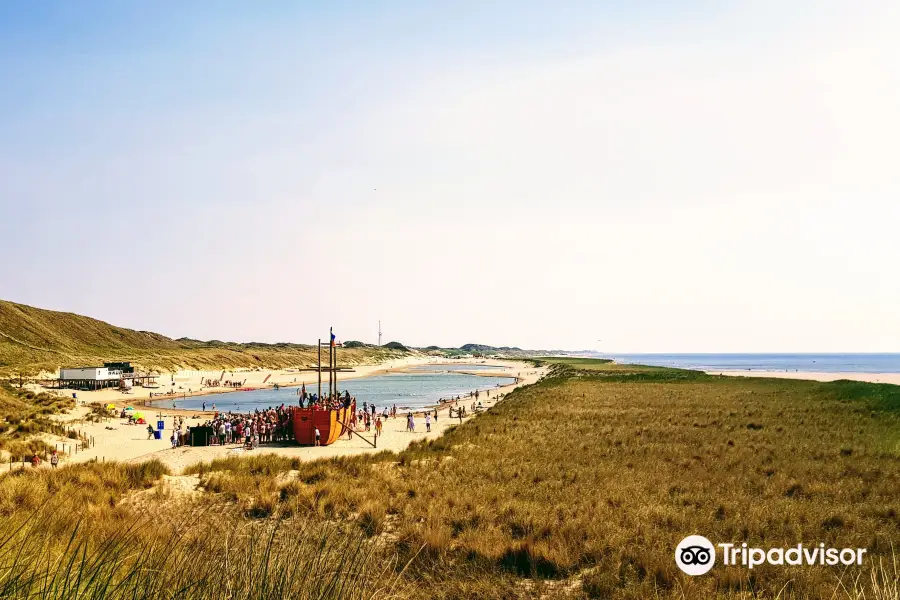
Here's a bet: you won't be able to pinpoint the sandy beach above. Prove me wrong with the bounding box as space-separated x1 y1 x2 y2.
35 359 546 474
708 370 900 385
45 354 437 407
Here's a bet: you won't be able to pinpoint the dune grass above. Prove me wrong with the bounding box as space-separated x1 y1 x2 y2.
0 299 411 376
181 360 900 598
1 359 898 598
0 459 399 599
0 382 75 460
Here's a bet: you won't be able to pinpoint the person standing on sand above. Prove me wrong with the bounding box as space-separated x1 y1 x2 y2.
407 412 415 432
314 427 321 446
375 417 382 437
425 412 431 432
50 450 59 468
147 424 154 439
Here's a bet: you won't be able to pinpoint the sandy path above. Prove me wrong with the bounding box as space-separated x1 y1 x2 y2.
708 370 900 385
52 360 545 472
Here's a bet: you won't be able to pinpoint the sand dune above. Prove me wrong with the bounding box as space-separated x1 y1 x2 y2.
708 370 900 385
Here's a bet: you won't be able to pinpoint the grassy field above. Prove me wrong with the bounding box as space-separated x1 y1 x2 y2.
0 459 393 599
0 299 411 376
0 381 76 460
1 358 898 598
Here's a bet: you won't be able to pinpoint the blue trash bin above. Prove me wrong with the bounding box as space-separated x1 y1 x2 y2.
153 430 162 440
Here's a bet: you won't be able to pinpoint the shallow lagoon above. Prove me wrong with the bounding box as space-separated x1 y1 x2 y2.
151 370 515 412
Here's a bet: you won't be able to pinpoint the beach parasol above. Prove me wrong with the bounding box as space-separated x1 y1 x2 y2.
125 406 134 411
106 404 115 410
134 412 143 419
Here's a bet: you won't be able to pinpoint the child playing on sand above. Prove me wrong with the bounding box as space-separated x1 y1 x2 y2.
425 412 431 432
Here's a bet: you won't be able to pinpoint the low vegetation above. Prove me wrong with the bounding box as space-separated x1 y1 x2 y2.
1 359 898 598
0 382 74 460
0 299 412 376
0 460 392 599
180 360 900 598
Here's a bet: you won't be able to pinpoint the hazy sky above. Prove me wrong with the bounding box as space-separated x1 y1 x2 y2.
1 1 898 352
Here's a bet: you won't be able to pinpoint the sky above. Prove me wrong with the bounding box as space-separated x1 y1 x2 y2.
1 0 898 352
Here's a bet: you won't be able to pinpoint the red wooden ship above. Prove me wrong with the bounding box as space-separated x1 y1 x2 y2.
292 327 354 446
291 402 355 446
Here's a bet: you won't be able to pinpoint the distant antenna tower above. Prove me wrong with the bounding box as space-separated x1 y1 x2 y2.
378 320 382 346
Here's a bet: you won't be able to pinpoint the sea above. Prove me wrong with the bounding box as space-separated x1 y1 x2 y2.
592 353 900 373
151 370 515 413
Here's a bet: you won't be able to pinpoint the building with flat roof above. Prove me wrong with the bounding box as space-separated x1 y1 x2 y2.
57 365 158 390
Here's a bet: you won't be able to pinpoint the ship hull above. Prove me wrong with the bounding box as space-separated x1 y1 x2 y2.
291 403 354 446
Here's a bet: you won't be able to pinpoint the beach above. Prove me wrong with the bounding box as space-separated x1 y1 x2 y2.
708 370 900 385
47 354 437 406
37 358 547 473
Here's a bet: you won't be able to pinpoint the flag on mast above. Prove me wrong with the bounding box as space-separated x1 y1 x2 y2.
330 327 336 347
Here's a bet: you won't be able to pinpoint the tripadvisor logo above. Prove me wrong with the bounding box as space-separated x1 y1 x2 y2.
676 535 716 575
675 536 867 576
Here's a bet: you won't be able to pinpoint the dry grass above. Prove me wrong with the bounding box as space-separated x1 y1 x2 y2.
0 382 74 460
0 298 411 376
184 361 900 598
1 359 898 598
0 459 399 599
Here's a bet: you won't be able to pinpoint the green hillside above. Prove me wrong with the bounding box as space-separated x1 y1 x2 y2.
0 300 411 376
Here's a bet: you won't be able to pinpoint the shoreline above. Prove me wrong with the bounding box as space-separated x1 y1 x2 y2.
42 358 545 473
39 355 438 408
707 370 900 386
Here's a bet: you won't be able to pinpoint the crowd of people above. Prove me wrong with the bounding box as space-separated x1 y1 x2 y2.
155 384 507 450
200 405 295 449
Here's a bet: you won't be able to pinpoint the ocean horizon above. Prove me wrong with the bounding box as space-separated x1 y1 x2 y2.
586 353 900 373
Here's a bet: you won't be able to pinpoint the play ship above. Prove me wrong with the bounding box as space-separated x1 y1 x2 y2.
291 400 355 445
291 329 354 446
